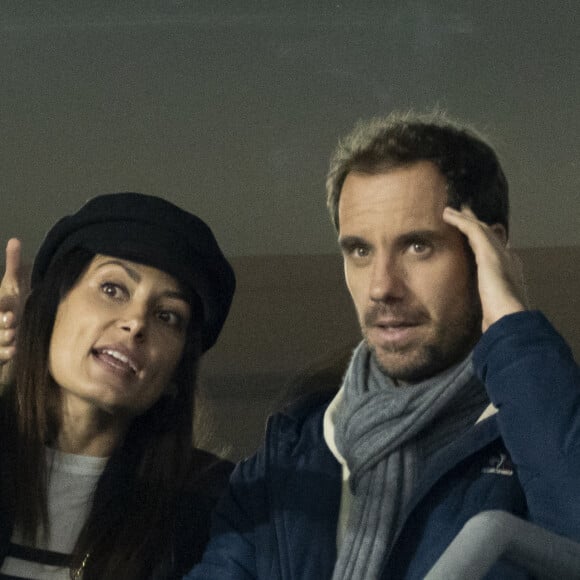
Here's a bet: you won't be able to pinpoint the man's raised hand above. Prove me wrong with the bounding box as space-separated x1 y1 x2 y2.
443 206 527 332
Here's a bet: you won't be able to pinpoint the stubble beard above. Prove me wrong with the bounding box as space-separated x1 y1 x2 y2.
364 287 483 385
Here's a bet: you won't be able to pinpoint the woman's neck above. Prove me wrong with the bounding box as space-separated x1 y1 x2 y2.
56 396 130 457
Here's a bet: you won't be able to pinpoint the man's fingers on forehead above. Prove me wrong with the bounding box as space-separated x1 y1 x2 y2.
443 207 476 230
448 206 491 235
456 206 486 226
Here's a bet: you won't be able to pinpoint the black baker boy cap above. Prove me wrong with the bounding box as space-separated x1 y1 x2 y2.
31 192 236 352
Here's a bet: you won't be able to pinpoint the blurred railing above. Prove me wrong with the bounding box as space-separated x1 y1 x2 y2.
425 510 580 580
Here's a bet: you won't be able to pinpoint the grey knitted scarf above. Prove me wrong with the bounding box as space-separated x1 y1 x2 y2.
331 341 487 580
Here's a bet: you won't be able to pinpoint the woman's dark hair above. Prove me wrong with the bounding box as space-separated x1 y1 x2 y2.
0 247 203 579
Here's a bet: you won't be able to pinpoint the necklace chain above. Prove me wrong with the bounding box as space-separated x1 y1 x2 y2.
71 552 89 580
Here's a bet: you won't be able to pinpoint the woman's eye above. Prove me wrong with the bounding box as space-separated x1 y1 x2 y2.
157 310 184 329
101 282 125 299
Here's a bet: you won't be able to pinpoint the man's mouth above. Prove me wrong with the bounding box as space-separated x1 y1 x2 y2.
372 321 419 334
377 319 416 328
371 315 422 330
364 312 427 347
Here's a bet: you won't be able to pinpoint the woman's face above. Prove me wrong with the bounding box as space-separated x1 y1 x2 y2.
49 255 192 420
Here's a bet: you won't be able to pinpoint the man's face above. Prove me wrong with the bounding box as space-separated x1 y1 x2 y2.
338 161 482 384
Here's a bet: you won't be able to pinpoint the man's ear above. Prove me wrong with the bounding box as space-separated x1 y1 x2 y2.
490 223 508 246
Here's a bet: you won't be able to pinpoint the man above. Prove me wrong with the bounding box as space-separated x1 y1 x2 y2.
186 112 580 578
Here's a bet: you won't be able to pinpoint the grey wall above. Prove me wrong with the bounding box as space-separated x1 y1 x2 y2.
1 1 579 260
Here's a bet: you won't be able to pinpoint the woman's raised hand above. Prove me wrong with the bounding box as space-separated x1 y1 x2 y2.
0 239 25 386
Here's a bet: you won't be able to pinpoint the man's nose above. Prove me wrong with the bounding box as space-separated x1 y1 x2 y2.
369 255 406 302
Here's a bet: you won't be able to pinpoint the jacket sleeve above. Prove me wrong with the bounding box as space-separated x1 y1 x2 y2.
473 310 580 540
183 442 270 579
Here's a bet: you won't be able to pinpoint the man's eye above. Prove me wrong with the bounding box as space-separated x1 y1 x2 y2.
409 242 432 256
354 246 370 258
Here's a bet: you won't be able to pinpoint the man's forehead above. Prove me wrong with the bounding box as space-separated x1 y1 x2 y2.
338 164 449 236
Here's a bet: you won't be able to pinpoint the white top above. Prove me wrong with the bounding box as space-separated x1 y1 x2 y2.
322 387 351 550
0 448 107 579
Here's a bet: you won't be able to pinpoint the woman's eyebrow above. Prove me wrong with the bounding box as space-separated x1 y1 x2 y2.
95 260 189 302
95 259 141 282
161 289 189 302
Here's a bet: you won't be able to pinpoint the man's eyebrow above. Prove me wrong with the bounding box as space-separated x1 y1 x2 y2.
338 235 369 251
398 229 444 244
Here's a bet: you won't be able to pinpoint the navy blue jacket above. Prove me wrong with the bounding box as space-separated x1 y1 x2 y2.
187 312 580 579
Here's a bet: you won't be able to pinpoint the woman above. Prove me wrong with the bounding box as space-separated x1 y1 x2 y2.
0 192 236 579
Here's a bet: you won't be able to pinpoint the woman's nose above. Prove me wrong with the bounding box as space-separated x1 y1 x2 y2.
117 304 148 340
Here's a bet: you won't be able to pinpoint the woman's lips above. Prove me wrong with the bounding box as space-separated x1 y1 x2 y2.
91 346 141 375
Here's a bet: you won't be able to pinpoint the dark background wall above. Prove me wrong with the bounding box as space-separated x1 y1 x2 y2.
196 248 580 460
2 1 579 258
1 2 578 460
